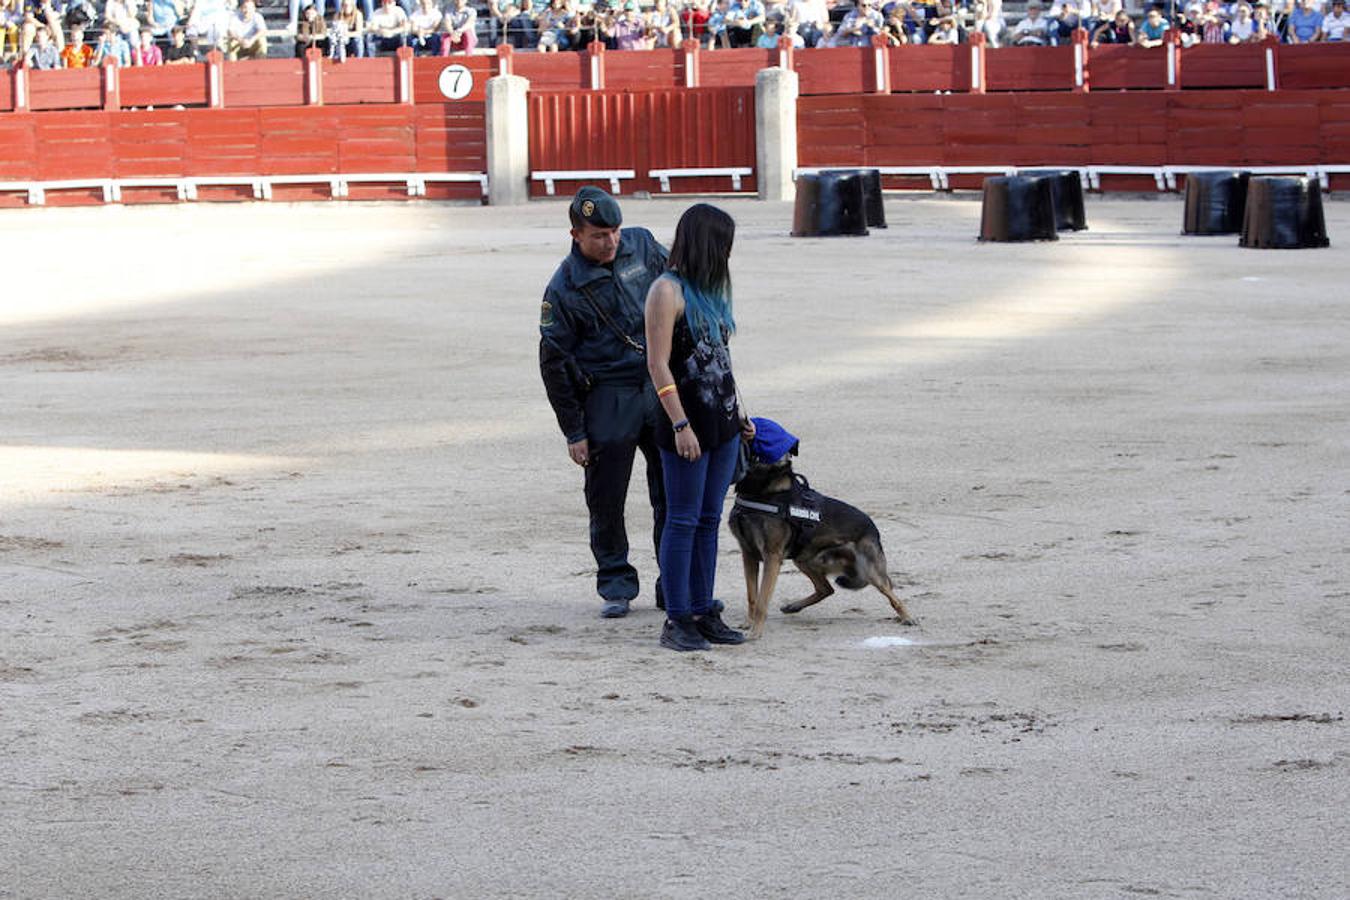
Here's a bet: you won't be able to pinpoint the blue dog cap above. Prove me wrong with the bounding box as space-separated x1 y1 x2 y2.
750 416 799 464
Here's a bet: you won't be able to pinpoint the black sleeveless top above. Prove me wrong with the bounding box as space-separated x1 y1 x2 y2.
656 276 741 453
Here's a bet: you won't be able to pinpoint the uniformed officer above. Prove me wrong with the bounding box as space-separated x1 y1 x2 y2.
539 187 669 619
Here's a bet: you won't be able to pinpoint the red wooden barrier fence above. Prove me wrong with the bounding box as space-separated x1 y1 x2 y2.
799 89 1350 189
0 102 486 207
528 86 755 196
5 42 1350 114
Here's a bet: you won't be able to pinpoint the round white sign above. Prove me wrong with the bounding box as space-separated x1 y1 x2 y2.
438 65 474 101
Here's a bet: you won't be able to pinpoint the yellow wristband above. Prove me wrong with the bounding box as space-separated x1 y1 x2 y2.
657 384 678 397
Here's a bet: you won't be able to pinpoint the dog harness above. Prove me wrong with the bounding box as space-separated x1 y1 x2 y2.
731 474 823 560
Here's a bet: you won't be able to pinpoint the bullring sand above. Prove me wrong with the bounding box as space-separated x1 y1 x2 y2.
1 197 1347 898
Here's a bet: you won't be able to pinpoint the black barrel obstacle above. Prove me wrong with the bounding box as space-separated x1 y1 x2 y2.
1239 176 1330 249
1182 170 1250 235
791 171 869 237
978 176 1059 242
1020 169 1088 231
820 168 887 228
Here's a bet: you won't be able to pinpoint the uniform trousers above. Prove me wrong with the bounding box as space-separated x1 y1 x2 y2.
582 382 667 604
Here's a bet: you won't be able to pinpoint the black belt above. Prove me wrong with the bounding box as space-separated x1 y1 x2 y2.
590 376 649 388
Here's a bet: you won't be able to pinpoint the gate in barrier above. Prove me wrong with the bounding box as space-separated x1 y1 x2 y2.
527 86 757 199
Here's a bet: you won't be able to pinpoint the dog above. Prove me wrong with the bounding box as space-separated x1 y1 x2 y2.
727 453 916 639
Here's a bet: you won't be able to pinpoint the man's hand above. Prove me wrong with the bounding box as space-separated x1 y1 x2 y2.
568 438 590 467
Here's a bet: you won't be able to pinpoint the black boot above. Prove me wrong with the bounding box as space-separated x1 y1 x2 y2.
694 612 745 645
660 618 711 652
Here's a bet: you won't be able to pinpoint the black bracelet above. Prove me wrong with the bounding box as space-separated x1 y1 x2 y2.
672 418 689 432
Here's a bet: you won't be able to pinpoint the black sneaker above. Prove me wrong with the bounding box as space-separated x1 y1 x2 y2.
660 619 711 652
694 612 746 645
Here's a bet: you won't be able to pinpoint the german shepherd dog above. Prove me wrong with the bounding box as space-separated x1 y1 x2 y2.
727 455 916 638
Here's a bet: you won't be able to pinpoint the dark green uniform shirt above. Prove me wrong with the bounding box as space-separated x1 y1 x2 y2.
538 227 669 443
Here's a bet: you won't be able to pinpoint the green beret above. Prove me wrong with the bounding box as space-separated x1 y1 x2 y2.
570 186 623 229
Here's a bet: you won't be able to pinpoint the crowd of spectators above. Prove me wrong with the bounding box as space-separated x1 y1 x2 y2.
2 0 1347 69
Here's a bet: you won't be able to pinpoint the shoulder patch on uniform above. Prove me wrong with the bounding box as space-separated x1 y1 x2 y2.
540 300 554 327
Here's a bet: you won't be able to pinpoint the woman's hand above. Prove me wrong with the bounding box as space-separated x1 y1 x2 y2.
741 418 756 442
675 427 701 463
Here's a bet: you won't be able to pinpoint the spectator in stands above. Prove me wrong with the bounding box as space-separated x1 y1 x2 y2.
408 0 443 51
1091 7 1134 42
1286 0 1322 38
1227 2 1255 40
535 0 567 49
1135 4 1168 44
442 0 477 51
165 23 196 60
1250 2 1276 39
1047 0 1089 43
1319 0 1349 37
608 0 643 46
134 27 163 61
649 0 682 45
882 4 908 41
64 0 95 35
146 0 185 43
187 0 232 55
25 0 65 53
330 0 365 56
835 0 883 44
754 13 777 42
1092 0 1121 26
927 11 958 39
1173 3 1201 45
1201 6 1227 39
61 23 94 63
103 0 140 58
973 0 1005 46
725 0 766 45
366 0 409 51
497 0 538 48
569 0 605 50
1 0 22 62
26 23 59 65
1011 1 1051 43
295 3 328 55
788 0 831 45
705 0 730 46
679 0 710 43
224 0 268 58
93 21 132 63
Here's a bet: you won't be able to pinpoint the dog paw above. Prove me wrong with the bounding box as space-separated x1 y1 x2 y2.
780 603 803 614
897 616 918 627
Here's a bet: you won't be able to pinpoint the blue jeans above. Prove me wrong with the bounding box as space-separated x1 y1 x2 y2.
658 436 740 621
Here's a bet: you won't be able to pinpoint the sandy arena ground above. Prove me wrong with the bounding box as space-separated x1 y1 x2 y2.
2 195 1347 899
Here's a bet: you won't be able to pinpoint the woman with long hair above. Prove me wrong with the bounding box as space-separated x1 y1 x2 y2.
645 204 755 652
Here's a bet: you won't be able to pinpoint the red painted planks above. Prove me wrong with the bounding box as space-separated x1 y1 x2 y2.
120 64 209 107
986 46 1076 92
221 59 306 108
27 67 102 112
322 58 397 105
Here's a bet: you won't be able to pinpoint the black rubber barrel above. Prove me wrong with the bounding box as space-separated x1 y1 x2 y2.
1239 176 1330 249
978 176 1058 242
1182 170 1249 235
821 168 887 228
791 171 869 237
1020 168 1087 231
